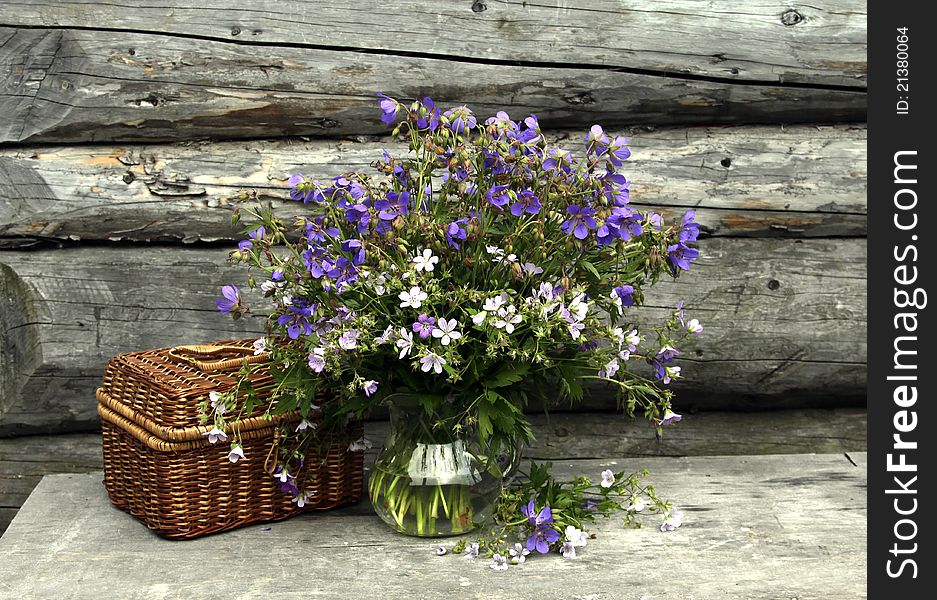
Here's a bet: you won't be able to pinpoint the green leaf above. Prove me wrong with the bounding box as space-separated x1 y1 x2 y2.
487 363 531 389
580 260 601 280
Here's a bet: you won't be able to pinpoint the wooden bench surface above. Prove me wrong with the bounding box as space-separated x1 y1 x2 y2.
0 452 866 600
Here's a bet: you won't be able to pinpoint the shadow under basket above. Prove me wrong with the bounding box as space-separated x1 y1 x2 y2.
97 339 364 540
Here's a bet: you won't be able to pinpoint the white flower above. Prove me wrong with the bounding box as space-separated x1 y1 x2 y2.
471 311 487 325
560 541 578 559
252 337 268 356
489 553 508 571
508 542 529 564
483 294 507 312
464 542 480 559
600 469 615 488
661 510 683 532
599 358 619 379
565 525 589 548
625 329 641 348
503 253 517 263
374 324 395 344
347 437 372 452
395 329 414 359
204 426 227 444
208 391 226 415
568 293 589 321
260 280 278 293
626 496 647 512
280 293 294 307
420 352 446 374
292 492 310 508
372 273 387 295
228 445 245 463
492 305 523 334
521 262 543 276
399 286 428 309
568 321 585 340
411 248 439 273
295 419 316 432
686 318 703 334
610 328 624 346
431 318 462 346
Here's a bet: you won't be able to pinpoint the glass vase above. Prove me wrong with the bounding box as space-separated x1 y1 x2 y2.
368 394 522 537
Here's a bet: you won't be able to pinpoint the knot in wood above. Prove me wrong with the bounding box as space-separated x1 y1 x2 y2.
780 9 804 26
767 279 781 291
230 26 242 36
471 1 487 12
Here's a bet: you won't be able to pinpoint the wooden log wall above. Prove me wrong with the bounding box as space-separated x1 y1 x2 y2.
0 1 867 434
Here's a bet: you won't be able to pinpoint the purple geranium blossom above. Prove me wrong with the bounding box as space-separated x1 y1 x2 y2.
510 189 542 216
363 380 378 397
607 135 631 166
414 97 440 131
679 209 701 243
338 329 360 350
376 190 410 221
521 500 559 553
340 239 366 266
445 218 468 249
215 285 241 315
485 184 510 210
585 124 610 155
657 345 680 363
667 242 699 272
277 302 315 339
376 92 399 125
444 105 477 133
307 348 326 373
280 480 300 496
412 314 436 339
327 257 359 286
542 148 573 173
660 410 683 426
561 205 597 240
344 201 372 234
304 218 340 245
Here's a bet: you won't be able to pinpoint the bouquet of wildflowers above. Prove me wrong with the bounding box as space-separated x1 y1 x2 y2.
211 94 701 527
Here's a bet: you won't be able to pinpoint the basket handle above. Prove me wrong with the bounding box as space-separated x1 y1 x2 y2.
167 342 266 373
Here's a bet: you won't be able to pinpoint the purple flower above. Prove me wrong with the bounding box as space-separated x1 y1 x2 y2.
660 410 682 426
561 205 597 240
238 239 253 252
542 148 573 173
443 105 477 133
667 242 699 272
585 124 610 155
344 201 372 234
606 206 643 241
327 257 359 286
489 553 508 571
612 285 635 308
215 285 241 315
280 480 300 496
376 92 399 125
509 189 542 216
304 218 340 245
657 345 680 363
522 500 559 553
363 380 378 397
414 97 440 131
445 218 468 249
463 542 480 559
485 184 510 210
277 302 315 339
341 239 366 266
679 209 700 243
412 314 436 339
607 135 631 166
307 348 326 373
435 545 447 556
560 541 578 558
376 190 410 221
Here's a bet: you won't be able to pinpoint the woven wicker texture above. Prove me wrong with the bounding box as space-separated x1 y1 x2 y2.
97 339 364 540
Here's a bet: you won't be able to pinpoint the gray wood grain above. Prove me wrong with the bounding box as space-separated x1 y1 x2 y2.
0 15 866 144
0 454 867 599
0 239 866 434
0 409 867 535
0 125 867 247
0 0 868 86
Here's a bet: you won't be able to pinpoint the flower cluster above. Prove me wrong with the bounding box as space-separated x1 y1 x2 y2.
213 94 701 503
449 461 680 568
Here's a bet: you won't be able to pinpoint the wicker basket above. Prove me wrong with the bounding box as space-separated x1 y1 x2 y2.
97 339 364 539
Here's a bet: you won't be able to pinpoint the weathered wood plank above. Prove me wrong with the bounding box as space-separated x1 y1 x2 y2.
0 455 866 599
0 125 867 247
0 409 867 535
0 239 866 434
0 0 868 86
0 18 866 144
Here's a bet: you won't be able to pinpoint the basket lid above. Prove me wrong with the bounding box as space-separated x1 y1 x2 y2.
98 339 295 442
